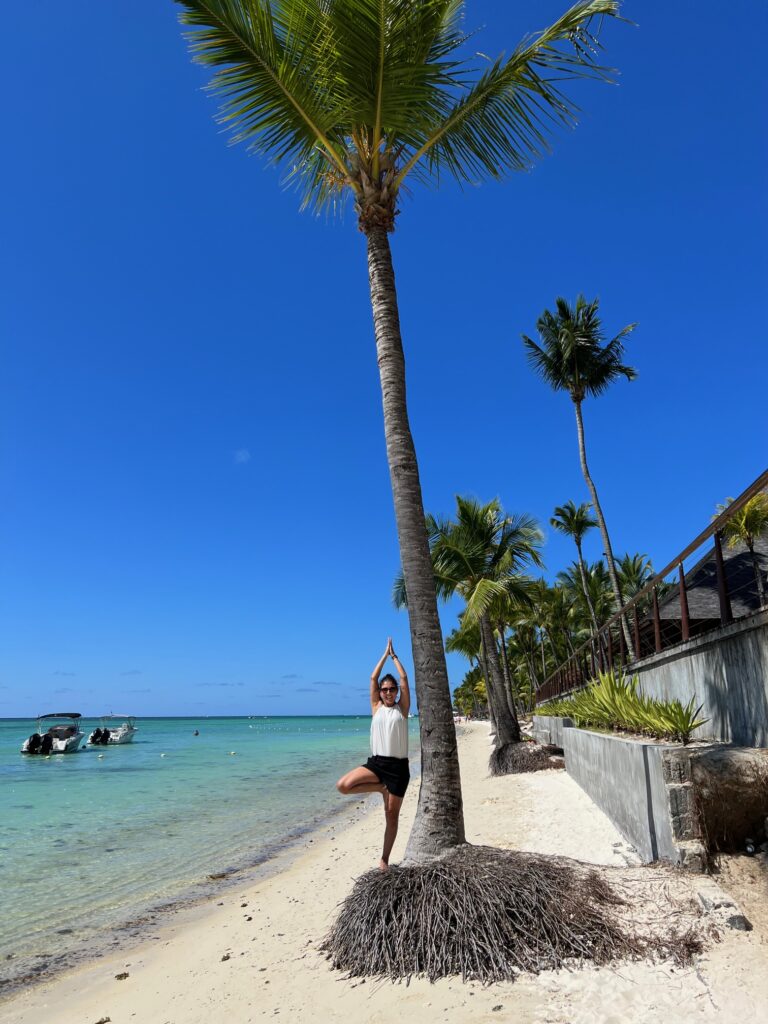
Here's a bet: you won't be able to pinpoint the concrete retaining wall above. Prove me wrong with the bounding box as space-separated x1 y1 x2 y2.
532 715 573 749
561 728 706 867
633 610 768 746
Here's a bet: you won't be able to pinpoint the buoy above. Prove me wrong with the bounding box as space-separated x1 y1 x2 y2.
160 753 167 758
97 754 105 759
229 751 236 755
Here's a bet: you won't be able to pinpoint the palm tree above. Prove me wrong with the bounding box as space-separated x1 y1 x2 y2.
523 294 637 656
452 665 487 718
175 0 623 858
551 500 599 631
715 495 768 606
445 618 493 726
557 559 614 628
503 624 541 710
397 496 542 757
615 552 654 599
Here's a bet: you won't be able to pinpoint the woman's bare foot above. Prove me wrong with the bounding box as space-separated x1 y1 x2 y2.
378 858 390 872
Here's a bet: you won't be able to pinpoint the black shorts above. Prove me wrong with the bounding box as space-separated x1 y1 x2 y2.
362 755 410 797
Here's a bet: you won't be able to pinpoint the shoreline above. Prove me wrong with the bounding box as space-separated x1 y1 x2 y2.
0 754 421 998
3 723 766 1024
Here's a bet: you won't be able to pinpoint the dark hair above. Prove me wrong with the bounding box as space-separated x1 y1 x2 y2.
379 674 398 689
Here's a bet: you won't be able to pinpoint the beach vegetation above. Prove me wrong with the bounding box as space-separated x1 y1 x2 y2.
523 294 637 655
541 669 708 744
175 0 623 860
714 494 768 606
451 665 487 718
551 500 600 631
172 0 658 984
396 495 543 772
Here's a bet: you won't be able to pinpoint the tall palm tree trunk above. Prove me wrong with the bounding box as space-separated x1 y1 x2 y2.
479 614 521 745
575 539 600 633
747 540 767 606
365 226 465 860
497 622 519 717
526 653 539 707
572 399 635 658
476 642 497 738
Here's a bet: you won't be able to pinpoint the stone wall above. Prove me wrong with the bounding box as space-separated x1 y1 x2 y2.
632 609 768 746
536 724 708 868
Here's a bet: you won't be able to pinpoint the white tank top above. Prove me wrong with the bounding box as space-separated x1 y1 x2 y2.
370 705 408 759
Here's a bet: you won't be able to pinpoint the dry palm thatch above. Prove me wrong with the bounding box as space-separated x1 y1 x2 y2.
489 741 563 776
322 846 700 983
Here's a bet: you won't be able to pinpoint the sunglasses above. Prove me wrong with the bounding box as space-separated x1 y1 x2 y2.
380 687 398 693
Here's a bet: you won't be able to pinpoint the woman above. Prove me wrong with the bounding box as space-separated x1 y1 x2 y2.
336 638 410 871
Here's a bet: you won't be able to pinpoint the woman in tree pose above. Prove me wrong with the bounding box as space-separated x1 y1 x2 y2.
336 638 410 871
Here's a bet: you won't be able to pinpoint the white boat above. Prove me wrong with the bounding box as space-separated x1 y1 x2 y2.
88 715 138 746
21 713 85 755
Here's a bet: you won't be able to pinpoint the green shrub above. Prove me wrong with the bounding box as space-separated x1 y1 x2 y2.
538 670 707 745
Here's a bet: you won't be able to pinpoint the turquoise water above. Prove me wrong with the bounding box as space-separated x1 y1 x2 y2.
0 715 419 986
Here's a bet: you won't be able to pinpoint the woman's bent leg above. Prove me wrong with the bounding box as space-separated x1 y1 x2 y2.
336 765 385 796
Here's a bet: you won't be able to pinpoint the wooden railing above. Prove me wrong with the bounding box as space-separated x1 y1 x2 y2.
536 468 768 703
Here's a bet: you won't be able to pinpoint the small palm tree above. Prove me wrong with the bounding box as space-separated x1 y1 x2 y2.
398 496 542 757
715 495 768 606
523 294 637 656
445 618 491 720
616 552 654 599
452 665 485 717
175 0 623 858
551 500 599 631
557 558 615 630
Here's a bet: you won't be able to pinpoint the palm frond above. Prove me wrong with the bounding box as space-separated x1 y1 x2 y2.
392 569 407 608
463 577 511 622
396 0 621 187
523 292 637 400
176 0 356 211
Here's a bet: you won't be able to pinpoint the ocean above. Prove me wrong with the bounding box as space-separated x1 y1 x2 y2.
0 715 420 988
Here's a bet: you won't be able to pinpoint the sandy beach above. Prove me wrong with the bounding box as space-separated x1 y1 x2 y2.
3 722 766 1024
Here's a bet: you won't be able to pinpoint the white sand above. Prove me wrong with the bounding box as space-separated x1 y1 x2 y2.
2 722 766 1024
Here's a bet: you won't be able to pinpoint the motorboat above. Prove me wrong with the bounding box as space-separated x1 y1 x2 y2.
88 715 138 746
21 713 85 755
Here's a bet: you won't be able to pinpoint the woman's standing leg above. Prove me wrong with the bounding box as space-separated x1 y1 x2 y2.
380 791 404 870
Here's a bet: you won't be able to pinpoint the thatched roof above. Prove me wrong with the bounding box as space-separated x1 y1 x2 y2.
658 533 768 622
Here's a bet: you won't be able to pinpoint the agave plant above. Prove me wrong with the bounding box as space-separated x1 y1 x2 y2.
540 670 708 744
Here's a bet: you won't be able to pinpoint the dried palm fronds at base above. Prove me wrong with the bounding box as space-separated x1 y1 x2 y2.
322 846 704 983
488 741 563 776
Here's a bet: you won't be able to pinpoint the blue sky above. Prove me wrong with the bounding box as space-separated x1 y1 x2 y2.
2 1 766 718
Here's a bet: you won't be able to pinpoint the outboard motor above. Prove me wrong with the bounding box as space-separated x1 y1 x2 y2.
100 728 111 745
40 734 54 755
26 733 42 755
91 728 102 744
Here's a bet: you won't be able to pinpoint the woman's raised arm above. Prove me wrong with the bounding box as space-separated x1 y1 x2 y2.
369 641 390 713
